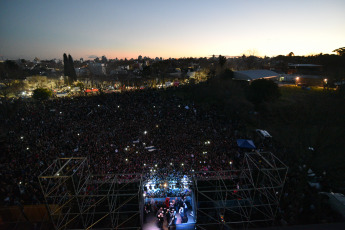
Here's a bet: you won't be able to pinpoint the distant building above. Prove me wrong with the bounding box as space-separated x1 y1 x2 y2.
88 63 106 75
75 67 89 77
287 64 322 75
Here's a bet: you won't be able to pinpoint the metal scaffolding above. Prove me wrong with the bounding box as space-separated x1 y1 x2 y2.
38 157 142 230
192 151 288 230
39 151 286 230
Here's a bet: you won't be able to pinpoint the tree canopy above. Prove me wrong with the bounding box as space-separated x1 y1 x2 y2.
246 79 281 105
333 47 345 56
32 88 52 100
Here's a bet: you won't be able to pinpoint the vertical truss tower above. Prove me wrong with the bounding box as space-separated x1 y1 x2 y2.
39 157 142 230
193 151 288 230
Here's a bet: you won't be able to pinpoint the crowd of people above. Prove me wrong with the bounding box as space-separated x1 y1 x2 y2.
1 89 245 206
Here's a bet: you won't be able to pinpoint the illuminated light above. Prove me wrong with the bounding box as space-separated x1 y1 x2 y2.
19 181 22 185
156 125 159 128
181 163 184 166
164 183 167 187
144 131 147 135
178 105 181 108
230 161 233 165
136 151 138 153
324 78 328 83
143 143 146 146
154 169 156 172
170 163 172 165
26 147 29 150
98 104 100 107
192 169 194 172
60 112 62 114
56 173 60 176
143 193 146 197
117 105 120 108
153 105 155 108
155 164 157 167
150 169 152 172
200 161 202 163
144 163 146 166
20 136 24 139
125 158 128 161
77 133 80 136
296 77 300 81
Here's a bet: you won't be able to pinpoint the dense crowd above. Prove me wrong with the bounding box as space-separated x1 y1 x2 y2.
1 89 245 206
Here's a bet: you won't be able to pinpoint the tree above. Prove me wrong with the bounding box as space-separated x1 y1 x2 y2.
63 53 78 85
218 55 227 68
68 54 77 82
0 79 25 99
32 88 52 100
333 47 345 56
287 52 295 57
219 68 234 80
246 79 281 105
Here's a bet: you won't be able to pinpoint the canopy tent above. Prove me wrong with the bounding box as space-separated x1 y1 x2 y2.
237 139 256 149
85 89 92 93
92 88 99 92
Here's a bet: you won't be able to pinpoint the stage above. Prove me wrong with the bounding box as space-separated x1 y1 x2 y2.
143 208 195 230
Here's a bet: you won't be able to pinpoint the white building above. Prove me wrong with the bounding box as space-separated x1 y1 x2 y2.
88 63 106 75
234 70 279 81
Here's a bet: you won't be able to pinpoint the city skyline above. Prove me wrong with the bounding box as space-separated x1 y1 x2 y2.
1 0 345 60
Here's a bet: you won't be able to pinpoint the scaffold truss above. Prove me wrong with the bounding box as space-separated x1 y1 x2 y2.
38 157 142 230
192 151 288 230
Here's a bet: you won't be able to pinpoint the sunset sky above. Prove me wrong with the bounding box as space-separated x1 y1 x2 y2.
1 0 344 60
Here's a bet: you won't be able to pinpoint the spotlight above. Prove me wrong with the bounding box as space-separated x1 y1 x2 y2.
144 131 147 135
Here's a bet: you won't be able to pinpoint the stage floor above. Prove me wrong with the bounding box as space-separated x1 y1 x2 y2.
143 210 195 230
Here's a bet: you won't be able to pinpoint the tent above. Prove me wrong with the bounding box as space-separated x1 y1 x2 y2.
92 88 99 92
237 139 256 149
85 89 92 93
